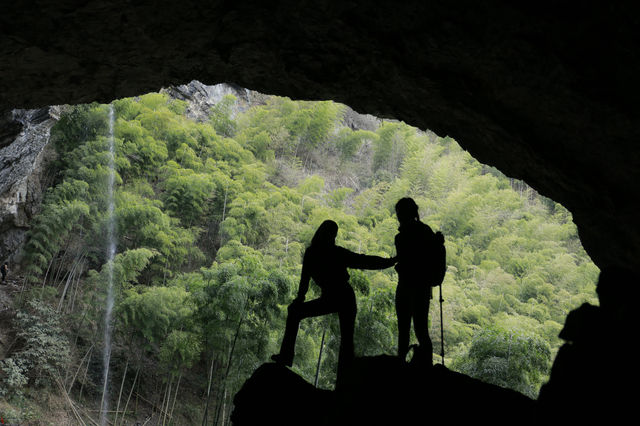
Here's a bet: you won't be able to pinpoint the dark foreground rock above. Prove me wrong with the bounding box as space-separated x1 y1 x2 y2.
232 356 534 426
231 363 333 426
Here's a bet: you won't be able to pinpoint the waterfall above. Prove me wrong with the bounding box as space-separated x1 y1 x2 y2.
100 105 117 426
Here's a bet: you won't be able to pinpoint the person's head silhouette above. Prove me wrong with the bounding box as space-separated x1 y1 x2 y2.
395 197 419 225
312 220 338 247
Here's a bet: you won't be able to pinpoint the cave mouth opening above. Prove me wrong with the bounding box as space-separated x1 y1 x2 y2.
1 80 598 421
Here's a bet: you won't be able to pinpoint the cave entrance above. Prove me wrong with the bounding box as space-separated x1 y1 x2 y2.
3 80 598 424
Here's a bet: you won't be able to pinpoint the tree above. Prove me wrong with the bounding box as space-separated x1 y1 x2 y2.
161 165 215 226
0 300 70 394
210 94 238 138
454 327 551 398
335 128 378 162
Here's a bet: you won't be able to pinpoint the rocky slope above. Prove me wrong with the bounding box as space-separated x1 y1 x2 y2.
232 357 535 426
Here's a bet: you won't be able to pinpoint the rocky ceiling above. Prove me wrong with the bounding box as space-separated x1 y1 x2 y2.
1 0 639 271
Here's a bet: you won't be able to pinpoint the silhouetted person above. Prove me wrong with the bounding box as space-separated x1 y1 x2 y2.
394 198 445 364
1 262 7 283
272 220 396 382
538 267 639 424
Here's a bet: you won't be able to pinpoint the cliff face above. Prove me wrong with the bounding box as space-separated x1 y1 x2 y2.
162 81 269 122
163 80 379 130
0 107 61 266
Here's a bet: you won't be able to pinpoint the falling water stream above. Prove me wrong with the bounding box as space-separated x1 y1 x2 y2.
100 105 117 426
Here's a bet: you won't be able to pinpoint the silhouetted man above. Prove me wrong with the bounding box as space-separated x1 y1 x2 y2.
394 198 445 364
1 262 7 283
272 220 396 382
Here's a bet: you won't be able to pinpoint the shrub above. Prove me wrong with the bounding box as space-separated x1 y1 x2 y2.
0 300 70 394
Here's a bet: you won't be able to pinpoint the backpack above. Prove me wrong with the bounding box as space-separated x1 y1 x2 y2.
395 222 446 287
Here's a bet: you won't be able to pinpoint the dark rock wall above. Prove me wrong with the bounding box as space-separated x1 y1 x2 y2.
2 1 638 271
1 1 639 417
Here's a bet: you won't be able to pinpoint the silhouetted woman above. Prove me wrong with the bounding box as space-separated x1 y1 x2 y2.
394 197 445 364
272 220 396 381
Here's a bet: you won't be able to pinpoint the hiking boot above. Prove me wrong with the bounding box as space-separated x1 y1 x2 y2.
270 353 293 367
409 344 433 367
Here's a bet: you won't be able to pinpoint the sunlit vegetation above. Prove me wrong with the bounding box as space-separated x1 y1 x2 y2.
1 89 597 423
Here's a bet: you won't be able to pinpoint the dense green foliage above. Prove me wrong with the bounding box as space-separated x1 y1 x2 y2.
4 89 597 423
0 298 70 397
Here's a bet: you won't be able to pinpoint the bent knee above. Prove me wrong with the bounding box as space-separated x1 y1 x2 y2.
287 303 302 316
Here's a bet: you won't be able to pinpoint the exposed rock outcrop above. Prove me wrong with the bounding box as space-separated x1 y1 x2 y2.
232 357 535 426
0 107 61 266
232 363 333 426
162 81 269 122
163 80 380 133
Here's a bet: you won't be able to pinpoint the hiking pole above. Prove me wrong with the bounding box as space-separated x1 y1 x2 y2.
314 320 327 387
439 283 445 366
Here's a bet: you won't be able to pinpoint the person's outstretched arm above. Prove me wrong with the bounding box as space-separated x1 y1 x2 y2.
341 247 396 270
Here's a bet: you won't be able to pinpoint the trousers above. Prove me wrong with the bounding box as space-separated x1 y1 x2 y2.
396 281 432 361
278 285 357 381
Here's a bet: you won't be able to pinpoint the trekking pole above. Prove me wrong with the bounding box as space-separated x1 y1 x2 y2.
439 283 445 366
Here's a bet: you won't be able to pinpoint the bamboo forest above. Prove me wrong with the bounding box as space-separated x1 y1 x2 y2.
0 85 598 425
